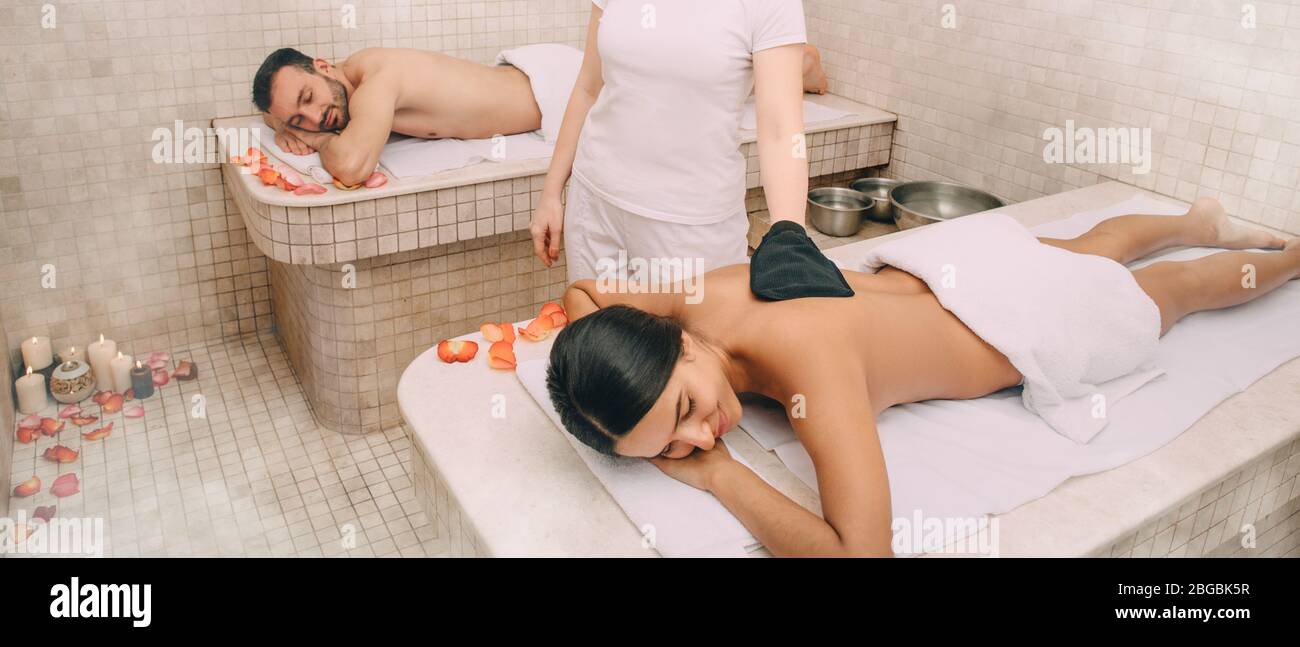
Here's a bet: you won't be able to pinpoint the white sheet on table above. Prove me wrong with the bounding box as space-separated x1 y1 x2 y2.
740 98 855 130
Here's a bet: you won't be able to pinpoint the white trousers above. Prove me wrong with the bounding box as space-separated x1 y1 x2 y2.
563 176 750 285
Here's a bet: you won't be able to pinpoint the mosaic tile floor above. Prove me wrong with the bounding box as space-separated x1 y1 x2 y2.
7 332 446 557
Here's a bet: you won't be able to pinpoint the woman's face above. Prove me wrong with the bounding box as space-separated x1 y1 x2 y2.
614 334 742 459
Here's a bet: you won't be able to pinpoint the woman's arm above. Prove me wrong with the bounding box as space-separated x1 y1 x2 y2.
753 43 809 227
531 5 606 265
561 278 683 322
710 364 894 557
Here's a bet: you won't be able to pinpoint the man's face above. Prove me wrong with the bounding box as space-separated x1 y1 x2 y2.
268 62 350 133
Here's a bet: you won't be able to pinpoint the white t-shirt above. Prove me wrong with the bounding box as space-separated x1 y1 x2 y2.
572 0 807 224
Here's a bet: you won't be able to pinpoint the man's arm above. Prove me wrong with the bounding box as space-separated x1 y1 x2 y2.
290 77 398 185
261 112 315 156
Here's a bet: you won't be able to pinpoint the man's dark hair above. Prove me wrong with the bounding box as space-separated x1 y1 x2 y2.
546 305 684 456
252 48 315 112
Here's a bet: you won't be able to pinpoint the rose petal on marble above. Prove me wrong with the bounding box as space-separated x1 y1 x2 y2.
123 404 145 419
148 357 168 370
33 505 56 523
39 417 65 436
82 422 113 441
549 311 569 327
124 388 135 401
149 351 171 364
539 302 564 319
499 322 516 344
13 476 40 498
332 178 362 191
293 182 328 196
19 414 41 429
436 339 478 363
245 147 266 164
51 473 80 498
519 316 554 341
172 360 197 381
487 341 517 370
152 368 170 387
257 166 281 186
101 393 124 414
364 171 388 188
70 415 99 427
16 426 38 444
58 404 83 419
43 445 79 464
279 168 304 188
92 390 114 405
480 323 506 343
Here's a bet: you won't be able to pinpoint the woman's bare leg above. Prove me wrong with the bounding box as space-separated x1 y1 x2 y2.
1132 239 1300 335
1039 197 1288 264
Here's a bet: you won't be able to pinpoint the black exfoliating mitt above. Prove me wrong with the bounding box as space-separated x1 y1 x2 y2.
749 220 855 300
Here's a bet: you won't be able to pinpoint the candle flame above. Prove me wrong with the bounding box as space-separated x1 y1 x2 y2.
31 337 37 343
99 333 104 344
136 360 142 369
26 366 33 376
116 351 123 359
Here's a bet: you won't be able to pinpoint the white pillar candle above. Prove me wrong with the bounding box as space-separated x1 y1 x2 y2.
61 345 86 364
16 366 48 414
86 333 117 391
21 336 53 370
110 351 134 393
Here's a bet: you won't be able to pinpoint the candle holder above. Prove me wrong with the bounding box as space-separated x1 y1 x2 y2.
49 359 96 404
130 363 155 400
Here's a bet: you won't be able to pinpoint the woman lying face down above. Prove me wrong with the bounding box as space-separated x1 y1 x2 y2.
544 200 1299 557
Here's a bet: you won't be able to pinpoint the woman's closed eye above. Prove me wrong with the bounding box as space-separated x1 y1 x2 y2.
659 397 696 457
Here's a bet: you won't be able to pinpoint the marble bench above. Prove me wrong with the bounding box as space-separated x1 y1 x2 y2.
216 95 899 434
396 181 1300 557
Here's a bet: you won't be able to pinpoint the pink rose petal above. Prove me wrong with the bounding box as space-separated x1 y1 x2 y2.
123 404 145 418
58 404 83 419
152 368 170 386
51 473 80 498
364 171 388 188
33 505 56 523
279 168 304 188
293 182 328 196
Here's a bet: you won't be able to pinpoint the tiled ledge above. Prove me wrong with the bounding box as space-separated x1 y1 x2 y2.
217 94 897 266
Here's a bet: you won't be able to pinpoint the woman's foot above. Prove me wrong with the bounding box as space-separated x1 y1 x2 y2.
1189 197 1288 250
803 45 828 95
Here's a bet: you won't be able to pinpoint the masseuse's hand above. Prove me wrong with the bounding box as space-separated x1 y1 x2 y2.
531 192 565 267
650 441 736 492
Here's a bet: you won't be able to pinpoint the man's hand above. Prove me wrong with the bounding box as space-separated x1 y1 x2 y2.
275 127 316 156
286 127 338 155
650 440 737 492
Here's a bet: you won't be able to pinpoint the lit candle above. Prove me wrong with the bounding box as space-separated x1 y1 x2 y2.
60 345 86 364
129 360 155 399
86 334 117 391
16 366 48 414
110 351 134 393
21 336 53 371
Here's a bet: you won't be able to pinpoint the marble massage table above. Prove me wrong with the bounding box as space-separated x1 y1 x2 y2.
396 182 1300 558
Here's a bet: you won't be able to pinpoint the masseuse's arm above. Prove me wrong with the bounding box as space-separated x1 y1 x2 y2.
289 77 397 186
532 5 606 266
753 44 809 227
709 362 894 557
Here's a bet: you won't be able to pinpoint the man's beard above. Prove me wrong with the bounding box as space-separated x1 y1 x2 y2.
321 75 350 132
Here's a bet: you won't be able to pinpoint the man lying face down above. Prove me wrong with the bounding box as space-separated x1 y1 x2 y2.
544 198 1298 557
251 47 544 186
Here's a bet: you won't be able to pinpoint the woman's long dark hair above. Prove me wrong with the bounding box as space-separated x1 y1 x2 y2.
546 305 683 456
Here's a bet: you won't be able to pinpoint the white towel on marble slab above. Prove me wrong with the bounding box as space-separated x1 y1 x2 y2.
757 194 1300 535
517 357 767 558
858 210 1165 444
379 131 554 180
740 98 855 131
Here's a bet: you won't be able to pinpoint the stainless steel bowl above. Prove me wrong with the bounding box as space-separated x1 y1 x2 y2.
889 181 1006 230
807 187 873 237
849 177 902 223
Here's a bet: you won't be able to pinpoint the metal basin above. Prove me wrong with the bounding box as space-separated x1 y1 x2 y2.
889 181 1006 230
849 177 901 223
807 187 873 237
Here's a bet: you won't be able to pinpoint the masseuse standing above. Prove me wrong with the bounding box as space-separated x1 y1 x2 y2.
532 0 816 283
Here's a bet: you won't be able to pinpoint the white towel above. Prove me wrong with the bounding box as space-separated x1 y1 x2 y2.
495 43 584 144
858 211 1165 444
740 98 855 131
517 357 768 558
247 122 338 184
379 131 555 180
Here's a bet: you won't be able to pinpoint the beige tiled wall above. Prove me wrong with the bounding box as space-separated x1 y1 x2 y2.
1 318 12 518
0 0 592 367
807 0 1300 235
